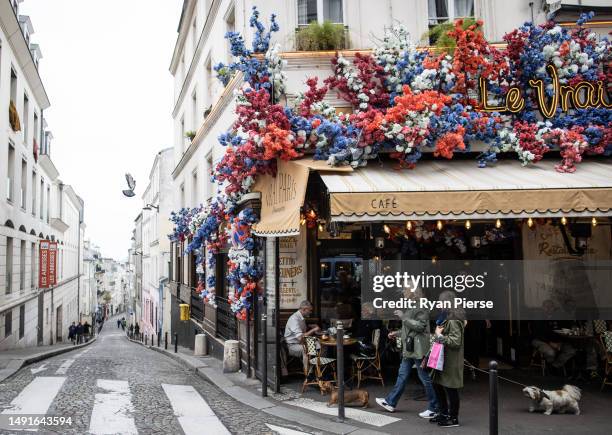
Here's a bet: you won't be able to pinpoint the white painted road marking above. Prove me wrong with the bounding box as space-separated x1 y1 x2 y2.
30 363 48 374
55 359 75 375
162 384 230 435
1 377 65 414
89 379 137 435
265 423 312 434
285 398 401 427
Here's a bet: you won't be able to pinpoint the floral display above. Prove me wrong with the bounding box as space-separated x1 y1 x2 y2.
169 8 610 319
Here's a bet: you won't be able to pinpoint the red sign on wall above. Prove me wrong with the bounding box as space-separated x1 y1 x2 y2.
49 242 57 286
39 240 50 288
39 240 58 288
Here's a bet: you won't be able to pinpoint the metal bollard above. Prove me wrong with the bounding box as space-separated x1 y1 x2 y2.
489 360 498 435
145 335 148 345
151 334 154 347
336 321 345 422
261 313 267 397
165 332 168 350
158 331 161 347
174 333 178 353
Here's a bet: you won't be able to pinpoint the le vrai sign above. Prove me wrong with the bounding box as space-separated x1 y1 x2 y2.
479 64 611 116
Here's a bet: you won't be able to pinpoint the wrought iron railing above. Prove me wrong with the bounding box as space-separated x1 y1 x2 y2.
215 295 238 341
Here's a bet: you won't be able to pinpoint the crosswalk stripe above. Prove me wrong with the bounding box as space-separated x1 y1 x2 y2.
89 379 137 435
162 384 230 435
284 398 401 427
1 376 65 414
265 423 312 435
55 359 75 375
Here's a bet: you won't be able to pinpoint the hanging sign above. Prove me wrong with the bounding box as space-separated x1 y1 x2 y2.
39 240 50 288
49 242 57 286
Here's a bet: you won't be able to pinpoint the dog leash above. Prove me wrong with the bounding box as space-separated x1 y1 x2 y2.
463 360 529 388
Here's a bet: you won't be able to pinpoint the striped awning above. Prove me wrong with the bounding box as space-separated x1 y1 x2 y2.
319 159 612 221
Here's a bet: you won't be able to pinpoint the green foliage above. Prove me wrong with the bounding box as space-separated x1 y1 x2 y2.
424 18 481 53
184 130 196 141
102 291 112 304
296 21 347 51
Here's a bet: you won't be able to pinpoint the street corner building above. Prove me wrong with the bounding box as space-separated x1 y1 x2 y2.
0 0 90 351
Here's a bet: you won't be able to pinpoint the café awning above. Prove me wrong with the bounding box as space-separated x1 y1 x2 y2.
320 159 612 221
251 158 352 236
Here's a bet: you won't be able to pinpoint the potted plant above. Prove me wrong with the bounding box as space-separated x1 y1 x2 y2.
184 130 196 142
295 21 347 51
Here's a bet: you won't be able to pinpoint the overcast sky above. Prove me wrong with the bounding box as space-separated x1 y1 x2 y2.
21 0 183 260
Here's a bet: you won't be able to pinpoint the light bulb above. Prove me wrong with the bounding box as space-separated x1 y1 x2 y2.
318 223 324 232
436 220 443 231
561 216 567 226
383 224 391 234
592 217 598 227
406 221 412 231
431 256 438 264
465 220 471 230
527 217 534 228
495 219 502 229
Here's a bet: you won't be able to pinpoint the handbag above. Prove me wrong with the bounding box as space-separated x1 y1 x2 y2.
427 342 445 371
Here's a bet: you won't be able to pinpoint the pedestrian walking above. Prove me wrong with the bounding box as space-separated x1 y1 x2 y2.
117 319 121 329
68 322 76 344
134 322 140 340
121 317 126 331
128 323 134 338
376 286 439 418
430 290 466 428
75 321 84 345
83 321 91 340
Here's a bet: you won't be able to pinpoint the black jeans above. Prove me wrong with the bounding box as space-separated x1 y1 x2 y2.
433 383 460 418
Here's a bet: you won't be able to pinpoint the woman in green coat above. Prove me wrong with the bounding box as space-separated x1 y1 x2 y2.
431 290 466 428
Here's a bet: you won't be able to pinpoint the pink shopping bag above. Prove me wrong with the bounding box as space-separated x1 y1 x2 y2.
427 342 445 371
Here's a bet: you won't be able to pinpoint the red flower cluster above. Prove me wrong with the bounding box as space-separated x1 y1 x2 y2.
298 77 328 117
262 124 302 161
514 121 549 163
435 128 467 159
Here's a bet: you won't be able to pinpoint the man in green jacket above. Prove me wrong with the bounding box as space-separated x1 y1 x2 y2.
376 287 439 418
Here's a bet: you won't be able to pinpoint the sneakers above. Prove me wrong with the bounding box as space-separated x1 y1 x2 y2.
429 413 444 423
375 398 395 413
438 416 460 427
418 410 436 419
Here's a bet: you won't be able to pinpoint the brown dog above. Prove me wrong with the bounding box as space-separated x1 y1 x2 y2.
320 381 369 408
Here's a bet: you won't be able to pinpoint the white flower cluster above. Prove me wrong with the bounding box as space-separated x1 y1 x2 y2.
374 25 418 94
540 33 597 82
334 54 371 110
411 56 455 92
266 43 287 100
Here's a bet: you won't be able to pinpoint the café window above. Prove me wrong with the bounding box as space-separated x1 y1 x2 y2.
298 0 343 25
320 261 331 279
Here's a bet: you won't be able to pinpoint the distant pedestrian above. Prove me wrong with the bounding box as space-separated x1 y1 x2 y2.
134 322 140 340
121 317 126 331
117 319 121 328
128 324 134 338
83 321 91 340
68 322 76 344
75 321 84 345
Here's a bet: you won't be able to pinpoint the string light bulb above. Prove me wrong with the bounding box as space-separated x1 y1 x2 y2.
436 220 443 231
465 220 471 230
318 223 324 232
383 224 391 234
406 221 412 231
527 217 534 228
495 219 502 229
592 217 598 227
561 216 567 226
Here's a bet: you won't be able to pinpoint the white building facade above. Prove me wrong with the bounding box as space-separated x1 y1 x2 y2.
141 148 174 337
0 0 87 350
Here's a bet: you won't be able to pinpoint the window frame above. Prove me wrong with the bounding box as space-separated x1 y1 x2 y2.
297 0 345 26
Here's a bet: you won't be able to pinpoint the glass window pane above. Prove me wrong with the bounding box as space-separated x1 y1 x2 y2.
428 0 449 22
454 0 474 17
320 262 331 279
298 0 318 25
323 0 343 23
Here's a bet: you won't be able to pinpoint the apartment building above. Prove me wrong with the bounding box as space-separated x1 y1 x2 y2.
140 148 174 337
0 0 87 350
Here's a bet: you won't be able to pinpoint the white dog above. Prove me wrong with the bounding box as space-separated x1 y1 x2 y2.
522 385 581 415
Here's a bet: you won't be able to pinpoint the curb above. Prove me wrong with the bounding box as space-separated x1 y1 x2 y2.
127 335 388 435
0 337 97 383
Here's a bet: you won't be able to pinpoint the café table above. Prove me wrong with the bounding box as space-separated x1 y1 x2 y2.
318 336 359 386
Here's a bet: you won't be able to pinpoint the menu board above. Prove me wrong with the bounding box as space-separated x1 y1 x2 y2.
279 230 307 310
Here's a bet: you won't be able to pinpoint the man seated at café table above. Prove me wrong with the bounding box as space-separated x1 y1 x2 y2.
530 302 576 374
284 300 321 366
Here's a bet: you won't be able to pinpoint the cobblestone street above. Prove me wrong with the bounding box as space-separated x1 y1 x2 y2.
0 320 317 434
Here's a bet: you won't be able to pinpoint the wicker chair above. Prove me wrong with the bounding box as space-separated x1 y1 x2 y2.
301 336 336 394
350 329 384 388
601 331 612 391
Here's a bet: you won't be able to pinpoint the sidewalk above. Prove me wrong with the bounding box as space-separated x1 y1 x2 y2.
0 337 97 383
128 335 386 435
129 335 612 435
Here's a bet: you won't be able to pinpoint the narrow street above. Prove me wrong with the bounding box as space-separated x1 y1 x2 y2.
0 317 313 435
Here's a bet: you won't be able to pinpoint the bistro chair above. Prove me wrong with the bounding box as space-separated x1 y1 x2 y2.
280 337 303 377
301 336 336 394
350 329 384 388
600 331 612 391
